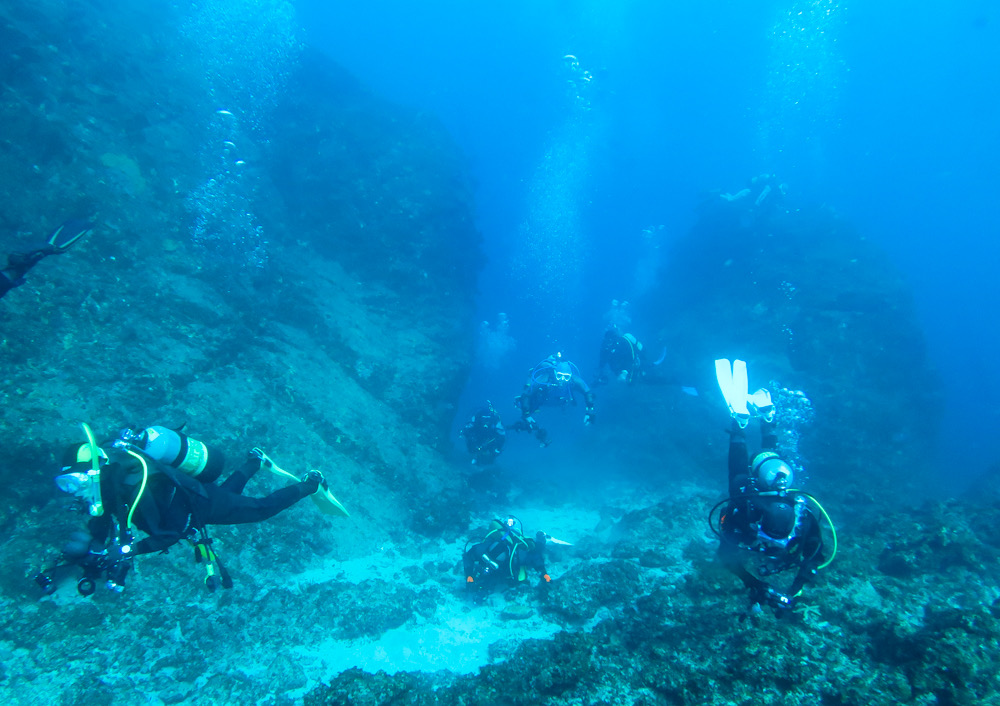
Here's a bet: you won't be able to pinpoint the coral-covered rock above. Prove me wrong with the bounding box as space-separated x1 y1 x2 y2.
543 559 641 623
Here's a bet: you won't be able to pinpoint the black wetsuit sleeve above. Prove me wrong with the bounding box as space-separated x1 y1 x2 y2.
522 538 547 575
789 514 824 597
717 541 767 592
0 270 20 298
761 420 778 451
130 475 195 555
728 421 750 498
572 377 595 409
86 514 112 546
517 381 534 417
598 344 612 371
464 541 486 577
3 247 53 282
132 499 187 555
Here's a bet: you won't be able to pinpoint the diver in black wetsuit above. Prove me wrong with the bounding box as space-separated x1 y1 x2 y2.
0 220 92 300
460 402 506 465
44 425 323 594
463 516 549 595
594 325 644 385
715 392 829 615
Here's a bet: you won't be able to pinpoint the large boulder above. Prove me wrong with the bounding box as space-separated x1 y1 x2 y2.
637 199 942 504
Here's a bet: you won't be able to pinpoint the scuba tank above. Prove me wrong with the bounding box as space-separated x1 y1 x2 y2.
117 426 224 483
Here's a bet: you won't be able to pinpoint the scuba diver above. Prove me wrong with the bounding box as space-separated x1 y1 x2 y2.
594 325 644 385
718 173 787 227
463 516 551 595
0 220 92 300
710 359 836 617
36 423 348 596
460 402 506 465
593 326 690 391
512 352 595 446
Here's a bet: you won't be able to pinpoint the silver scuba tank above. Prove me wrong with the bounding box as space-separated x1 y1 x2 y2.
119 426 224 483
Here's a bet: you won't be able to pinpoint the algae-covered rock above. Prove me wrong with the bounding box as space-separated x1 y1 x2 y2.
307 668 443 706
313 579 420 639
0 2 480 703
0 0 478 551
544 559 641 623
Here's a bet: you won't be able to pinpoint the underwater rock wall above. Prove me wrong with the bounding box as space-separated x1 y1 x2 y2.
267 48 483 301
638 199 941 506
0 0 478 553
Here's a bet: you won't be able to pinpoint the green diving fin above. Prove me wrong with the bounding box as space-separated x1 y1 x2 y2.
307 478 350 517
251 448 349 518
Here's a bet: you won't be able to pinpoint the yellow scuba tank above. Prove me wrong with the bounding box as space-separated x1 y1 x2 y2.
119 426 224 483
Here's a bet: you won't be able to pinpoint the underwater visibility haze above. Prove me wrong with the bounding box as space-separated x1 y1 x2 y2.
0 0 999 704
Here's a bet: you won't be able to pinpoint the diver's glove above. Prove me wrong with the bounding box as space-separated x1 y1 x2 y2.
764 587 794 612
523 415 538 431
748 388 775 423
583 408 595 426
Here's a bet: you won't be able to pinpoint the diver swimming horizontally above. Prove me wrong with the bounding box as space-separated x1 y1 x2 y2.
0 220 92 300
36 423 348 596
711 359 837 618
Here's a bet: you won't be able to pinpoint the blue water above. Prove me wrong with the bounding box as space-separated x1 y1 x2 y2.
298 0 1000 482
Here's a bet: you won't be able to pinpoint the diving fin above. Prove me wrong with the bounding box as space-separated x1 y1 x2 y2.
715 358 734 407
49 220 93 251
731 360 750 423
307 478 350 517
543 533 573 546
251 447 350 518
715 359 750 427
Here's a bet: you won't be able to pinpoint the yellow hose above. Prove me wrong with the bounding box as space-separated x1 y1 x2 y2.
124 449 149 531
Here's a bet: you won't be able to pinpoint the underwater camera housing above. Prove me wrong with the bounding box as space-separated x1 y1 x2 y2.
35 521 135 597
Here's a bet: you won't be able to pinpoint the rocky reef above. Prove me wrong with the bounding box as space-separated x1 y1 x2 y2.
2 2 993 706
0 0 479 541
1 2 481 697
304 471 1000 706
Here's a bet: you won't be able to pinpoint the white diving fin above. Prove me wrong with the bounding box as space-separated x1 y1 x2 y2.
543 533 573 546
715 358 733 402
715 358 750 427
